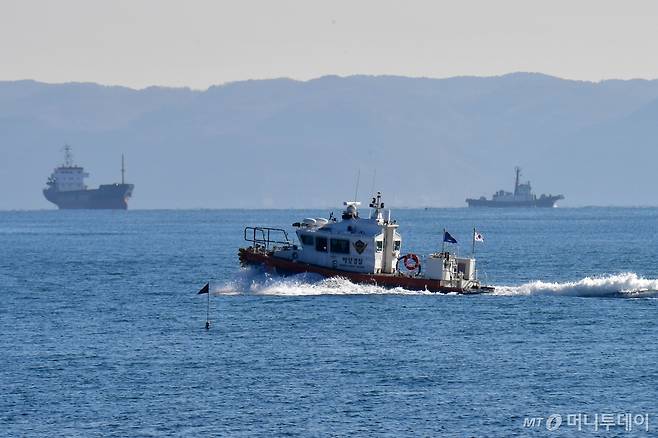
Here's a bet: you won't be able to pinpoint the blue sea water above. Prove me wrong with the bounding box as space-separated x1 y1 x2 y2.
2 207 658 436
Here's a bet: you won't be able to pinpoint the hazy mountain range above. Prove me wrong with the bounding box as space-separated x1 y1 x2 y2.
2 73 658 210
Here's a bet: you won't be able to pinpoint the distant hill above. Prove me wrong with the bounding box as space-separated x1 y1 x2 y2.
2 73 658 209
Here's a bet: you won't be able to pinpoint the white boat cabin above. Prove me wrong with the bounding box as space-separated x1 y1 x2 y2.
48 166 89 192
274 193 401 274
46 146 89 192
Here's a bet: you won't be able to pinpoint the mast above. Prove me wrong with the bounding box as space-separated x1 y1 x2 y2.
514 166 521 196
353 169 360 204
121 154 125 184
63 144 73 167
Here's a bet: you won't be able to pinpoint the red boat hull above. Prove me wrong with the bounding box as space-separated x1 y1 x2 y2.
238 247 493 294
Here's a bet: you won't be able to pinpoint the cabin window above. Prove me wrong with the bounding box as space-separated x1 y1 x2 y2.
394 240 401 251
376 241 383 252
315 236 328 252
300 234 314 246
330 238 350 254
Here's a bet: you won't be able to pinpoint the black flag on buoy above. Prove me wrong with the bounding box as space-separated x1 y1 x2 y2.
197 282 211 329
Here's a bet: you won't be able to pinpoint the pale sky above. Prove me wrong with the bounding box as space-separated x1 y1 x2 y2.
2 0 658 89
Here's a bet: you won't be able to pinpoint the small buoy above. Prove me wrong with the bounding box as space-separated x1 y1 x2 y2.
205 320 210 330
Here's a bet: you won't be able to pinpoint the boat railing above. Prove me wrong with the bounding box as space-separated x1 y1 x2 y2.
244 226 291 251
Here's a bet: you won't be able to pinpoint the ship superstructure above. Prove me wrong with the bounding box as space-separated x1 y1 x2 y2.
239 192 493 294
466 167 564 208
43 145 134 209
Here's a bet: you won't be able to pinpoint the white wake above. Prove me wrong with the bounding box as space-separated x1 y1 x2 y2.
214 269 436 296
214 269 658 298
494 272 658 297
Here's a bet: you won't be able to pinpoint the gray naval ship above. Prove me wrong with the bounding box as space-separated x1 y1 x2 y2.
466 167 564 208
43 145 134 210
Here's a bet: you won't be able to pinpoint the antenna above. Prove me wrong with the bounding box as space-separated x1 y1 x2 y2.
367 169 377 218
121 154 125 184
353 169 360 202
370 169 377 196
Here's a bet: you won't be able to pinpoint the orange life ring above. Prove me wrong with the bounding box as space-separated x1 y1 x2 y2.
403 253 420 271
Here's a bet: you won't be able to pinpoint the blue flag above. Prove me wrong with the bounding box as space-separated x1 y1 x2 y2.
443 231 458 244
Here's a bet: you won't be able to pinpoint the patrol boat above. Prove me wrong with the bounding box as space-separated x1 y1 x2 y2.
238 193 494 294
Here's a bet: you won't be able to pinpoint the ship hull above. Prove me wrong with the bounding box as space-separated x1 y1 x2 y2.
43 184 134 210
465 196 562 208
238 247 494 294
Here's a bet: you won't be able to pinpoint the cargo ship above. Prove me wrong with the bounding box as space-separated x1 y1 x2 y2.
43 145 134 210
466 167 564 208
239 192 494 294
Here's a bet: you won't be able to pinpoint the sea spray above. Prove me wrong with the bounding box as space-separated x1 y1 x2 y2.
215 268 432 296
217 269 658 298
494 272 658 297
